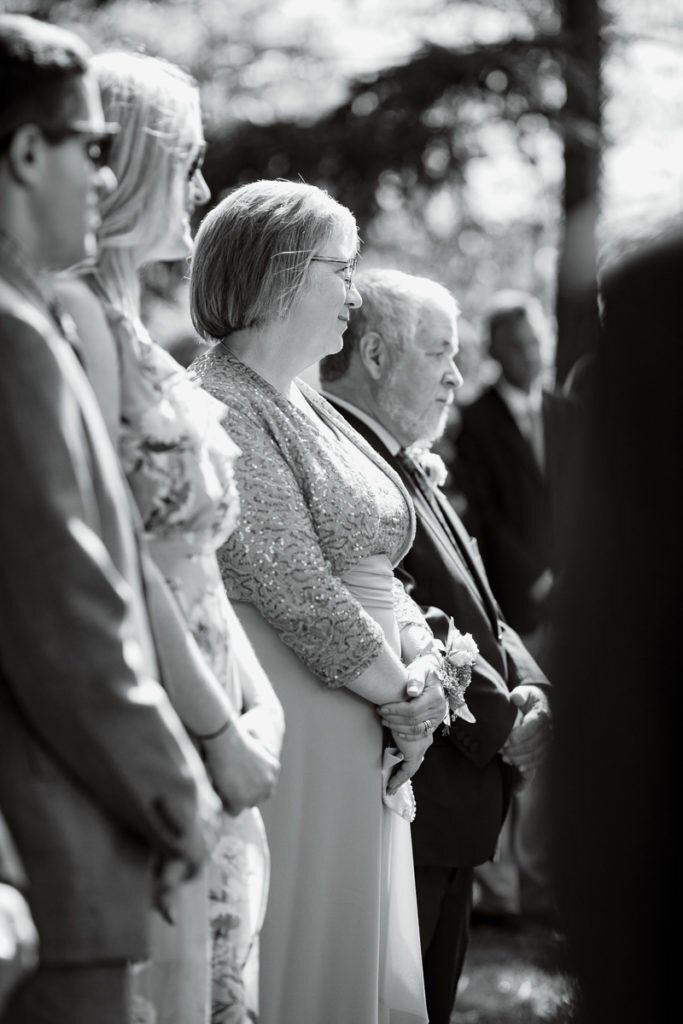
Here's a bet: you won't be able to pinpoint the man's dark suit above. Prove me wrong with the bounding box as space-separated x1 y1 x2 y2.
0 245 215 1017
327 398 549 1023
451 388 580 635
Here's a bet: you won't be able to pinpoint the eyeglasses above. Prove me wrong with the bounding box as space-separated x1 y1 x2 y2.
41 120 119 168
310 255 358 289
187 141 207 183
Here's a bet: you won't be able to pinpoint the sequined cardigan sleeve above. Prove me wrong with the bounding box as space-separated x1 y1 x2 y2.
193 352 417 688
215 398 384 687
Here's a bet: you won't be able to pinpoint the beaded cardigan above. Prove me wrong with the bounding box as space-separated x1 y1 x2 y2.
190 345 422 687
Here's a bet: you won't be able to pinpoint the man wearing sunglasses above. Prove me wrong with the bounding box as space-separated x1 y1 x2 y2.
0 16 219 1023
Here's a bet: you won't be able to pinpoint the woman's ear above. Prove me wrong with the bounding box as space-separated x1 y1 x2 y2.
358 330 387 380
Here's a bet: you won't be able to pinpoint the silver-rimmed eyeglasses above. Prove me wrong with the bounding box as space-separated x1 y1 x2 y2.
310 254 358 289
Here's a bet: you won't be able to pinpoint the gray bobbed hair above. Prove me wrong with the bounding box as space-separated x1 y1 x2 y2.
190 179 359 340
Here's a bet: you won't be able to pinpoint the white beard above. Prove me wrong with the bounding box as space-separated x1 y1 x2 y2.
374 380 450 449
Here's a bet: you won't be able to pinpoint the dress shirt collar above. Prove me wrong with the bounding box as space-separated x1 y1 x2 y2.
320 391 402 455
496 375 543 418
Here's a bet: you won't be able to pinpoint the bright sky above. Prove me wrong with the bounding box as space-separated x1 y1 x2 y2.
601 35 683 244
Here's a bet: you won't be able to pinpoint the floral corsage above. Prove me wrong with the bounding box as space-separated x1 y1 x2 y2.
434 618 478 732
407 445 449 488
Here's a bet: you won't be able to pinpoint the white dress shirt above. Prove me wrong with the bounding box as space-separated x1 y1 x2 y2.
496 378 545 470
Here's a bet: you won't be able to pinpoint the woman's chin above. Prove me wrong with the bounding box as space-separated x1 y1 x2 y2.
152 228 194 263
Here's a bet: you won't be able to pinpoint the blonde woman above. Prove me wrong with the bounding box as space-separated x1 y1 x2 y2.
59 54 283 1024
190 180 450 1024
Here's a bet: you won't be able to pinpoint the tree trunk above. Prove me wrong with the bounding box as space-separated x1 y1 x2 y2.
555 0 603 385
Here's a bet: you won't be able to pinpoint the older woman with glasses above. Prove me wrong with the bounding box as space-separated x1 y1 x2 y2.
58 54 284 1024
189 179 448 1024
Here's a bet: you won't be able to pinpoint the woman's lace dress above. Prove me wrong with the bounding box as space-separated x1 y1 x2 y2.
103 308 269 1024
191 346 428 1024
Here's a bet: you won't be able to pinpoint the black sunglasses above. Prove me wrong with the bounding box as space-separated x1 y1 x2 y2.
41 121 119 168
187 141 207 182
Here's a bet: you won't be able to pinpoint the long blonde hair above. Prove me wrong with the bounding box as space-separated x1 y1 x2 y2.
87 51 200 314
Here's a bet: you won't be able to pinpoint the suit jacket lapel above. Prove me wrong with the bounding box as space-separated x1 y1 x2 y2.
490 389 546 484
430 482 501 630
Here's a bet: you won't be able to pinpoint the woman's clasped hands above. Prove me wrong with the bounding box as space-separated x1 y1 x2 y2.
380 651 448 795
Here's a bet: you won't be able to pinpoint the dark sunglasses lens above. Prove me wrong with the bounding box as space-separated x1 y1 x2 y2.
85 135 113 168
187 155 204 181
187 143 207 182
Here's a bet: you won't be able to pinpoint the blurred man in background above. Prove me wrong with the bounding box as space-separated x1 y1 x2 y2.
446 290 580 926
449 291 580 652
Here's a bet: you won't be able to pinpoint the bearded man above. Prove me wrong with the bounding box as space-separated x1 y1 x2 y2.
320 268 551 1024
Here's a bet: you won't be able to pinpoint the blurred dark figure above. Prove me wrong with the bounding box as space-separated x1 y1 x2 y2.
550 226 683 1023
446 292 581 923
562 351 597 406
449 291 580 647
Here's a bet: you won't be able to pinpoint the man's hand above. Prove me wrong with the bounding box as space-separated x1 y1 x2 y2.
379 679 447 740
152 858 188 925
501 684 552 774
378 655 447 740
530 568 554 605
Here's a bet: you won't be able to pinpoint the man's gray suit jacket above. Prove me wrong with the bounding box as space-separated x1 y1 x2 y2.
0 264 209 965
